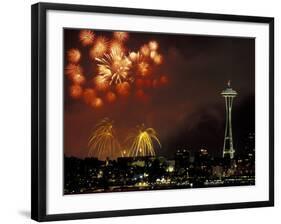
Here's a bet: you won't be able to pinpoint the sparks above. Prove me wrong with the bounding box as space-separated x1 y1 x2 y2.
79 30 95 46
126 124 161 157
89 36 108 59
88 118 120 160
69 85 83 99
72 74 86 85
140 44 150 57
113 32 129 42
65 64 82 78
148 41 158 51
90 97 103 109
83 88 96 105
109 40 124 54
130 52 150 77
95 50 132 85
153 53 163 65
93 75 110 92
67 48 81 63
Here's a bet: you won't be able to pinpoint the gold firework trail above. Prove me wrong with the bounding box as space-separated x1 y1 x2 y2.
88 118 120 160
126 124 161 157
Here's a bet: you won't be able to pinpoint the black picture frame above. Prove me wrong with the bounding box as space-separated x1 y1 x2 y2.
31 2 274 222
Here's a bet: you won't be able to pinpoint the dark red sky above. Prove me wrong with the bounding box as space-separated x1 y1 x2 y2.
64 29 255 159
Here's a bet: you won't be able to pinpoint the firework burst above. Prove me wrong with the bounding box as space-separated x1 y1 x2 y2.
126 124 161 157
93 75 110 91
66 29 168 107
88 118 120 160
129 52 150 77
83 88 96 104
113 32 129 42
148 41 159 51
69 85 83 99
140 44 150 57
109 40 124 54
67 48 81 63
153 53 163 65
65 64 82 78
79 30 95 46
89 36 108 59
96 50 132 85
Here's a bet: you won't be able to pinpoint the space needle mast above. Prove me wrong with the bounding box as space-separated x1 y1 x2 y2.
221 80 238 159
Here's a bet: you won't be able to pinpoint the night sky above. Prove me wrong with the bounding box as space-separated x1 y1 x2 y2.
64 29 255 159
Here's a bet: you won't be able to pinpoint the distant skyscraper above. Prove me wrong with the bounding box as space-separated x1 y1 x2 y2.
221 80 237 159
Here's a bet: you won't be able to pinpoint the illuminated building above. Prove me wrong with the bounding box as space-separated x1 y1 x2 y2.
221 80 238 159
175 149 190 170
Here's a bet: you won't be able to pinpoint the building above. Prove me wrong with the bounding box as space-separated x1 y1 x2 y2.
221 80 238 159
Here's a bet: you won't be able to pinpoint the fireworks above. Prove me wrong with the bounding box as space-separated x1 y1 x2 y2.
126 124 161 157
129 51 138 61
88 118 120 160
113 32 129 42
69 85 83 99
109 41 124 54
67 48 81 63
83 88 96 105
79 30 95 46
65 64 82 78
116 81 130 97
148 41 158 51
72 74 86 85
140 44 150 57
96 50 132 85
129 52 150 77
89 36 108 59
91 97 104 109
65 29 169 108
153 53 163 65
93 75 110 92
105 91 117 103
138 61 150 77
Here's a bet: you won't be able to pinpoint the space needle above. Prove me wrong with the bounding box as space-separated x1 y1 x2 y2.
221 80 237 159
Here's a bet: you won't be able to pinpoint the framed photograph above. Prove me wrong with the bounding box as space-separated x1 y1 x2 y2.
31 2 274 222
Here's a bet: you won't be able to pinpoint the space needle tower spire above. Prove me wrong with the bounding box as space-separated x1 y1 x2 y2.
221 80 237 159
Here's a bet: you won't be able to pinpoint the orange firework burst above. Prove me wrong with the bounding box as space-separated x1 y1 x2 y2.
148 41 158 51
150 50 157 59
67 48 81 63
129 51 138 61
96 50 132 85
79 30 95 46
140 44 150 57
153 53 163 65
89 36 108 59
116 82 130 97
105 91 117 103
90 97 103 108
69 85 83 99
129 52 150 77
93 75 110 92
72 74 86 85
83 88 96 104
113 32 129 42
109 40 124 54
65 64 82 78
138 61 150 77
